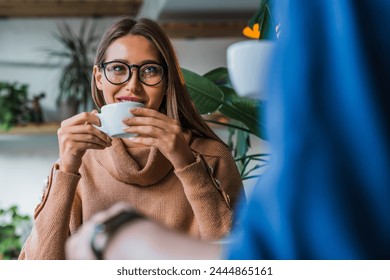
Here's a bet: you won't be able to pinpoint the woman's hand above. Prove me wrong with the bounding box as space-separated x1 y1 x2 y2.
57 110 112 174
122 107 195 170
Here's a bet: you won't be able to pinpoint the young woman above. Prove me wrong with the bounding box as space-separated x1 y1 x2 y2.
19 17 243 259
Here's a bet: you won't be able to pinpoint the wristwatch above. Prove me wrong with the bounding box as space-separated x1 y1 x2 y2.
90 209 144 260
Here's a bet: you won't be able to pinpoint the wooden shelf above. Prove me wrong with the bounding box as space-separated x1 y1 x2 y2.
0 123 60 135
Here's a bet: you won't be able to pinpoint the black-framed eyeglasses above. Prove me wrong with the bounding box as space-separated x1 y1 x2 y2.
99 61 165 86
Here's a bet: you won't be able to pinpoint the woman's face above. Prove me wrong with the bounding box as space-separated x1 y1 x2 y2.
94 35 166 110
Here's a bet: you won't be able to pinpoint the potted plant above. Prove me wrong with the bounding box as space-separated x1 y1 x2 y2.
0 82 31 131
182 1 279 181
227 0 278 99
0 205 31 260
183 67 268 181
246 0 278 40
46 20 99 120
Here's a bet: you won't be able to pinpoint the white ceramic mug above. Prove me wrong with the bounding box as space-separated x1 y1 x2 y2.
94 102 144 138
227 40 274 99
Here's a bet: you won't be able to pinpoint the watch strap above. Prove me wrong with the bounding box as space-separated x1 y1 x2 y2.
90 209 143 260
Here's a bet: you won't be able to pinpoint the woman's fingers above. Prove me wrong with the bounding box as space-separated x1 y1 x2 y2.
58 110 110 174
129 107 170 121
60 131 111 148
123 107 185 149
59 124 111 144
123 116 168 129
123 111 180 138
59 134 110 163
61 111 101 128
123 124 165 138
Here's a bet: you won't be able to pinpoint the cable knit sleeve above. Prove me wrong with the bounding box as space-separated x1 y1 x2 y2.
174 139 244 240
18 163 81 260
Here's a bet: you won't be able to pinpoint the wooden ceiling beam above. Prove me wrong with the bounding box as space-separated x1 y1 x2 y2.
0 0 249 38
0 0 143 17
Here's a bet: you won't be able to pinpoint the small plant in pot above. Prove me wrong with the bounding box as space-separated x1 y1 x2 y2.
227 0 279 99
46 20 99 120
0 82 34 131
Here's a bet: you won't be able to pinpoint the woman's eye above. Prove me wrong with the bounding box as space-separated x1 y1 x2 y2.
142 65 159 75
107 63 127 74
113 65 126 72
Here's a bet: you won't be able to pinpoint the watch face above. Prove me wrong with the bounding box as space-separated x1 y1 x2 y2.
94 228 109 251
91 224 109 259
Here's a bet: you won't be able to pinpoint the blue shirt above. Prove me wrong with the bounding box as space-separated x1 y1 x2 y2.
227 0 390 259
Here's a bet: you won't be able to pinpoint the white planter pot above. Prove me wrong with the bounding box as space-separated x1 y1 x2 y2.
227 40 274 99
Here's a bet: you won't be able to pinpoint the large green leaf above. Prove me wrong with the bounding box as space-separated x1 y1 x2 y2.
182 68 224 114
218 86 267 139
203 67 231 87
182 68 267 139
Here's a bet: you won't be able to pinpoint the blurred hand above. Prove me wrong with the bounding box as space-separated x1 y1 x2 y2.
66 202 221 260
66 202 133 260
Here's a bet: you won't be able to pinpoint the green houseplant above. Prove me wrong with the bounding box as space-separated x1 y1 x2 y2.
183 67 268 181
248 0 277 40
0 205 31 260
182 0 278 181
0 82 31 131
46 21 99 116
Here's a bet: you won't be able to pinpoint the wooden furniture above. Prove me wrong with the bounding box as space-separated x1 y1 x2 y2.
0 123 60 135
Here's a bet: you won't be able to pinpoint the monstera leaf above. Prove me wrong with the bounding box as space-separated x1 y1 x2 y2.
181 68 223 114
182 67 267 140
203 67 231 86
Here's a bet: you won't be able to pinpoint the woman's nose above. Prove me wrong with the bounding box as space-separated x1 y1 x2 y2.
125 69 141 93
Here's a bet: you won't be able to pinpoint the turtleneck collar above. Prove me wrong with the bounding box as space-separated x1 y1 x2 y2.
93 138 173 186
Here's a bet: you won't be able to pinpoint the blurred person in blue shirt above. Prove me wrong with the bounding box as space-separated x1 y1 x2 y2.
227 0 390 259
66 0 390 260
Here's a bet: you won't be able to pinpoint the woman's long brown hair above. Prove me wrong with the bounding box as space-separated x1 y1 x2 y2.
91 17 227 145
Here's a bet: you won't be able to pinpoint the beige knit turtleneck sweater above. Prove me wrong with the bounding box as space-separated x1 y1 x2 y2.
19 137 243 260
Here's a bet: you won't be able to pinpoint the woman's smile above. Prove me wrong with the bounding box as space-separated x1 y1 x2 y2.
116 96 145 104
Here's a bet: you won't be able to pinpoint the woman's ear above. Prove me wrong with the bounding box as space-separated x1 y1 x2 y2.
93 65 103 90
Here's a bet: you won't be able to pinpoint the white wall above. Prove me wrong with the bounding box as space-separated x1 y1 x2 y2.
0 134 59 215
173 38 241 74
